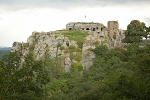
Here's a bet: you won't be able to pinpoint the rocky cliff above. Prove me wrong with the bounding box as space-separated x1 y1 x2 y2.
11 22 125 72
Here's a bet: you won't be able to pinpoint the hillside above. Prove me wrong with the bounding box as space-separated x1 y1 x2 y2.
0 47 11 50
0 47 11 60
11 27 124 71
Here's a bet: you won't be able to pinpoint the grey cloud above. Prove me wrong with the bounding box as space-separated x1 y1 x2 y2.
0 0 150 10
144 17 150 26
0 17 3 20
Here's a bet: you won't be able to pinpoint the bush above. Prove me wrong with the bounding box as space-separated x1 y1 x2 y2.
69 45 76 49
71 62 83 72
60 46 65 50
29 43 35 51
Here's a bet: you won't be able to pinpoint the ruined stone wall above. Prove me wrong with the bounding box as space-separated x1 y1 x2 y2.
66 22 106 32
107 21 119 38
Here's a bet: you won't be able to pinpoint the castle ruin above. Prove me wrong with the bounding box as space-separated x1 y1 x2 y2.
66 21 119 39
107 21 119 38
66 22 106 32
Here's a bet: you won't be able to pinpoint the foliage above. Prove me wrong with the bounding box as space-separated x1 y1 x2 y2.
57 43 61 48
64 45 81 54
68 45 76 49
101 39 107 45
23 43 28 48
123 20 147 43
60 46 65 50
71 62 83 72
0 52 50 100
29 43 35 51
0 50 10 60
70 52 82 62
1 43 150 100
92 45 109 57
32 32 40 37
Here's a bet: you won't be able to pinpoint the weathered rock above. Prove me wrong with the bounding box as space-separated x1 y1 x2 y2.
81 51 95 70
27 36 36 46
11 42 21 52
64 54 71 72
11 21 125 72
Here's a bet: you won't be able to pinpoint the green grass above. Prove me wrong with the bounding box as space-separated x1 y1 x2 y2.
62 30 88 48
101 39 108 45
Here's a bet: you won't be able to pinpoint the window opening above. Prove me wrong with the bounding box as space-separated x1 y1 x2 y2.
93 28 95 31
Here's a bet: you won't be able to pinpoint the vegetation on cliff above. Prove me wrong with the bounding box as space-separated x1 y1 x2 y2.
62 30 88 48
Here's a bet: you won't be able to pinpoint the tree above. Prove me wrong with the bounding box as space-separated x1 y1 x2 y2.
145 26 150 39
123 20 147 43
0 52 49 100
0 52 21 100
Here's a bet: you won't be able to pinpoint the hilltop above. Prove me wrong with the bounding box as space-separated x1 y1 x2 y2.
11 21 125 71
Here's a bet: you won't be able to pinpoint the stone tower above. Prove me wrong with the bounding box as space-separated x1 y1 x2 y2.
107 21 119 38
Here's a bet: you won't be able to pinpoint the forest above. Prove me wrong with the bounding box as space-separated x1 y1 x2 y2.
0 47 11 60
0 20 150 100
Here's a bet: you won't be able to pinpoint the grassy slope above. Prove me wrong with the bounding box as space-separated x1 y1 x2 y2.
61 30 88 48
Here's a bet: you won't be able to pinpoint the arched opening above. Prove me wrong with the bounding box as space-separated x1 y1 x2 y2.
100 36 104 38
69 28 72 30
66 41 69 47
92 28 95 31
86 28 90 30
101 28 103 31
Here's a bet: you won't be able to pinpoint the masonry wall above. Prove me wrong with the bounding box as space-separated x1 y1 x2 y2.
66 22 106 32
107 21 119 38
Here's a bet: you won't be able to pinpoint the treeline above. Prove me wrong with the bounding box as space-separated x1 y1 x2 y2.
0 50 10 60
0 43 150 100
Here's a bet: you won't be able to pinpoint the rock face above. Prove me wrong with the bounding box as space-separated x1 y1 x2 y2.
11 21 125 72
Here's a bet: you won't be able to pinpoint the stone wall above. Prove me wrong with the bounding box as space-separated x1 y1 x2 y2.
107 21 119 38
66 22 106 32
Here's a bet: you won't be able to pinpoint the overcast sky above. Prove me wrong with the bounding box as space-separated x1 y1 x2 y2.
0 0 150 47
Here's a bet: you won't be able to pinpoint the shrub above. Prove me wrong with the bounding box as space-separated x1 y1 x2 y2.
57 43 61 48
60 46 65 50
23 43 28 48
32 32 40 37
101 40 107 45
71 62 83 72
69 45 76 49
